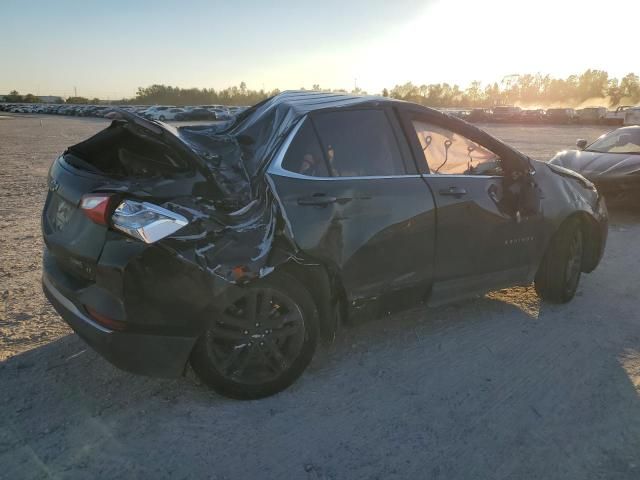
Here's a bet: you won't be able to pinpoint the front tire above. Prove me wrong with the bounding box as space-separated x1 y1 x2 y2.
534 218 584 303
191 272 319 399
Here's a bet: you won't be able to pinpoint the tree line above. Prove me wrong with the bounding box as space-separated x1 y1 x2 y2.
126 70 640 108
4 70 639 107
2 90 93 104
388 70 640 108
124 82 281 106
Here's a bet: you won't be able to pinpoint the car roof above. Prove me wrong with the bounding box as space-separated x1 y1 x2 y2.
242 90 400 119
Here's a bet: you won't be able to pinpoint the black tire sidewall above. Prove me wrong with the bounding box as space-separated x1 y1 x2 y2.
191 271 319 400
535 218 583 303
562 227 583 299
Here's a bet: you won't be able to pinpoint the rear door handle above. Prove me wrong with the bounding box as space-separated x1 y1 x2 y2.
438 187 467 197
297 194 337 206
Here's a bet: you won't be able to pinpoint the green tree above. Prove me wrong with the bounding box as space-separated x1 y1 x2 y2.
607 78 622 106
65 96 90 104
6 90 22 102
22 93 39 103
463 80 484 106
619 73 640 102
577 69 608 101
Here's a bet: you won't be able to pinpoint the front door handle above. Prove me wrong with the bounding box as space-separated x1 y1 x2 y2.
438 187 467 197
297 194 337 206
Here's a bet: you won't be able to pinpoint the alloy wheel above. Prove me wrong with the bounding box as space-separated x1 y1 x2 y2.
205 288 306 385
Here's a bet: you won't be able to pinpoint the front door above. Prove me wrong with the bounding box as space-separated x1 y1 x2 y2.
400 113 540 304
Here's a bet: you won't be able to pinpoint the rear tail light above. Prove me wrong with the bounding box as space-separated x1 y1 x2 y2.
85 305 127 331
80 194 115 225
111 199 188 243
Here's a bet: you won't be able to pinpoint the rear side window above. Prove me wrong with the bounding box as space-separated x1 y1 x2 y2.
282 119 329 177
313 110 405 177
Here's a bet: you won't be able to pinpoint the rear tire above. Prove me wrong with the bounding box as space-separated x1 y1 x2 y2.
191 272 319 399
534 218 584 303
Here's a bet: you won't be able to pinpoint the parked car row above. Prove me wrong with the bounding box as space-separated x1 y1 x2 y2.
449 105 640 125
0 102 249 121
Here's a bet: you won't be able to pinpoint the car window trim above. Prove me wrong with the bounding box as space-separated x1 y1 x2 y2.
384 106 416 174
268 120 500 181
392 105 426 175
269 109 509 181
269 115 427 181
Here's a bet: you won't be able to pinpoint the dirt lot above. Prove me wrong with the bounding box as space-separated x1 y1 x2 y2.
1 114 639 479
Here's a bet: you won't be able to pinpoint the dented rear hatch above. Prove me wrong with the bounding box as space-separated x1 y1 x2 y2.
42 108 266 284
43 157 115 281
42 111 228 281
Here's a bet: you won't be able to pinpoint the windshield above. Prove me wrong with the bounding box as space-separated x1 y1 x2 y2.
587 127 640 154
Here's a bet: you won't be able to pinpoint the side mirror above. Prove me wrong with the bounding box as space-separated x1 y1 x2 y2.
576 139 588 150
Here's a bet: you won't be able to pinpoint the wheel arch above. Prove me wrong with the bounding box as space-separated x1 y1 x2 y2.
277 259 348 342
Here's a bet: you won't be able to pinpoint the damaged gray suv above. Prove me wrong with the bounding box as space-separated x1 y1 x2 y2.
42 91 608 399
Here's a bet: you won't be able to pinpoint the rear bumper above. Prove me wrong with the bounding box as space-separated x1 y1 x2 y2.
43 272 197 378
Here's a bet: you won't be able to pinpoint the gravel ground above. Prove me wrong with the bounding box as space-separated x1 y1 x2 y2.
1 114 639 479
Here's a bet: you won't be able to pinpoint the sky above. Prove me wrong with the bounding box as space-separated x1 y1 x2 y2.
1 0 638 99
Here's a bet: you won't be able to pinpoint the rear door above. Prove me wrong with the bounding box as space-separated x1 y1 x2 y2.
267 107 437 308
399 110 540 304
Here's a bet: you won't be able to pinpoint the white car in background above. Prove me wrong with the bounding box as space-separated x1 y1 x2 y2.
211 107 233 120
197 105 233 120
624 107 640 126
140 106 175 119
146 107 185 121
605 106 632 125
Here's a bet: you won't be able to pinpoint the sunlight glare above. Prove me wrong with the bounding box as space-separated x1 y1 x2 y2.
348 0 638 93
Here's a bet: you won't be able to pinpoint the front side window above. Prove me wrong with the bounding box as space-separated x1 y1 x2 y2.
412 120 503 176
313 109 405 177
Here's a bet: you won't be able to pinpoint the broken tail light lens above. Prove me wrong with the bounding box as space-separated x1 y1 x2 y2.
111 199 188 244
80 194 115 225
85 305 127 331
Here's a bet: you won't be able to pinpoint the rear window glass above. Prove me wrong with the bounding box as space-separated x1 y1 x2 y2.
312 109 405 177
282 119 329 177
